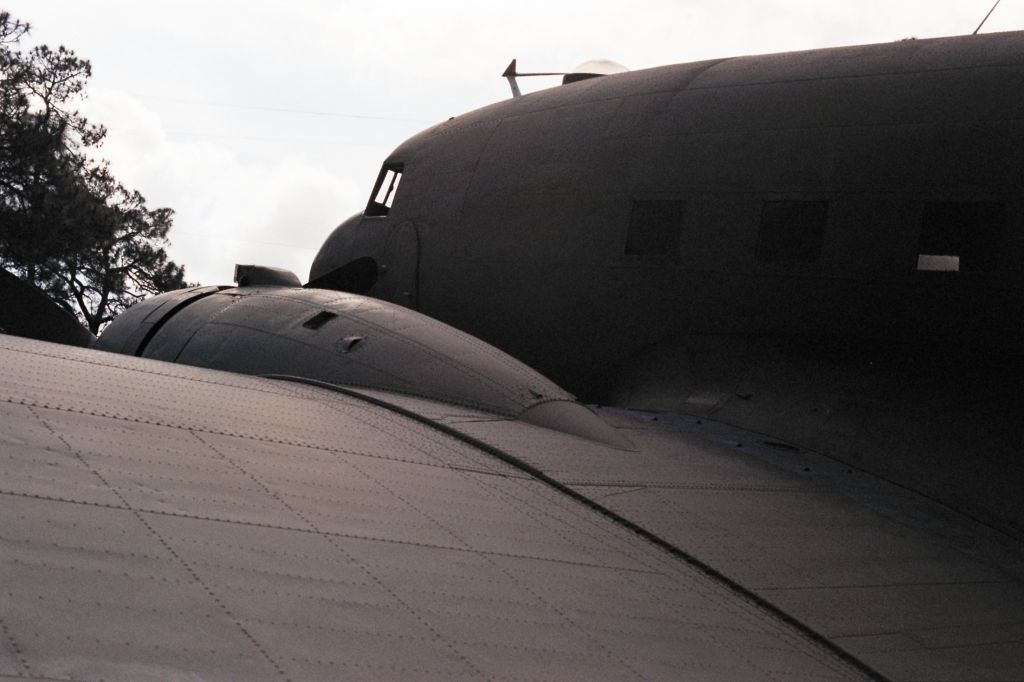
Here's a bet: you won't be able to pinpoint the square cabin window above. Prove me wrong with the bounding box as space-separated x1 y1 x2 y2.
917 202 1004 272
365 163 403 217
756 201 828 264
625 200 684 256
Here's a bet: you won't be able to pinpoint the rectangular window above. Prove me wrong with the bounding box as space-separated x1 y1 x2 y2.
756 201 828 264
625 200 684 256
918 202 1004 272
365 163 403 217
916 254 960 272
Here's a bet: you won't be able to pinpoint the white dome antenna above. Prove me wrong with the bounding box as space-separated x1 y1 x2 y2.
563 59 629 84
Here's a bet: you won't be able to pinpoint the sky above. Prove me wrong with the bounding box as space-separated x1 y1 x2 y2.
4 0 1023 286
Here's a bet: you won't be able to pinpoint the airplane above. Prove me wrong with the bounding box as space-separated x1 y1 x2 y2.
1 29 1023 681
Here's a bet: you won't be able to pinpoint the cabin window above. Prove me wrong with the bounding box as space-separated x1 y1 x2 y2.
626 200 684 255
365 163 403 217
756 201 828 264
917 202 1004 272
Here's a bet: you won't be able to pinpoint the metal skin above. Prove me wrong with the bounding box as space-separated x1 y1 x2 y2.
311 31 1024 538
5 33 1024 681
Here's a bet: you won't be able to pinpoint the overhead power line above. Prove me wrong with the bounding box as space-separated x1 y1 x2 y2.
131 93 435 124
161 130 386 146
172 230 318 251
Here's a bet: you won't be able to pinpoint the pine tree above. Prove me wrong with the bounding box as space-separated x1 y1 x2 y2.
0 11 189 333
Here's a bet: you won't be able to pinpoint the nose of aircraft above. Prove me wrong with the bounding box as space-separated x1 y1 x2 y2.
308 212 380 293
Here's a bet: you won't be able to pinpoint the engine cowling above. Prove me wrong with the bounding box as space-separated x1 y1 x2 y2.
97 282 630 449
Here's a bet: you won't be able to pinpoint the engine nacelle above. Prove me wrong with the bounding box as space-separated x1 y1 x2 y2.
97 281 629 449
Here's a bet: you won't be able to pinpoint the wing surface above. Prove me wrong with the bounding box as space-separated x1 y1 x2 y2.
376 392 1024 682
0 334 872 681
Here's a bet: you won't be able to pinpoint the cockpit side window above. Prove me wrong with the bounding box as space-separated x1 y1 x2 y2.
365 163 404 217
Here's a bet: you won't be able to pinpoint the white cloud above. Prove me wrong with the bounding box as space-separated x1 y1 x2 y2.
81 89 362 285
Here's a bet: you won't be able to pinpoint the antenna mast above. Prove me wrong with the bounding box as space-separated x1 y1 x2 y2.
974 0 1002 34
501 59 567 98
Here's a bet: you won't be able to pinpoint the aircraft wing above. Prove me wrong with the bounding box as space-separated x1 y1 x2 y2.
2 333 1022 681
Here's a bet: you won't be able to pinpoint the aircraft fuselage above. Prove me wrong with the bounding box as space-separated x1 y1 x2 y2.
311 31 1024 537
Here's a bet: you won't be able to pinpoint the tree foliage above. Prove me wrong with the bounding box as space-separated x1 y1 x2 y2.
0 11 188 333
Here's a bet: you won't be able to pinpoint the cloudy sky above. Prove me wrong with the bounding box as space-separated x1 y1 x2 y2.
4 0 1022 285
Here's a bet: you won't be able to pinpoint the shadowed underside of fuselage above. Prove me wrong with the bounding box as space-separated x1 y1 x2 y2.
311 30 1024 539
